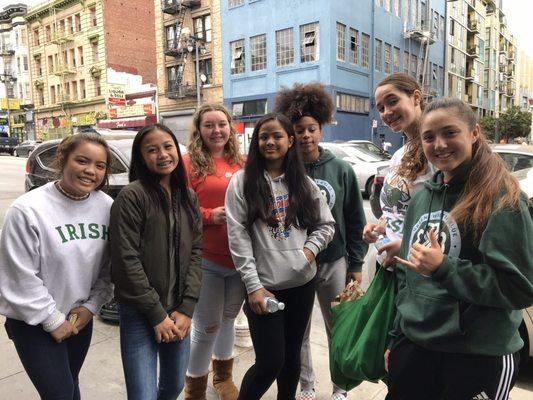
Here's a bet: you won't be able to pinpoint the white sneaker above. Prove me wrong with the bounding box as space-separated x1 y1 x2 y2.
299 389 316 400
331 392 348 400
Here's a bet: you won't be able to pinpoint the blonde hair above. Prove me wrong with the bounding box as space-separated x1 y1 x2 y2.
187 103 244 179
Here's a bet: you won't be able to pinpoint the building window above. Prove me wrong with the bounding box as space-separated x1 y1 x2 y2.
68 16 74 34
384 43 391 73
349 28 358 65
230 39 245 74
50 86 56 104
403 51 409 74
384 0 391 12
276 28 294 67
300 22 319 63
36 58 42 76
71 81 78 100
94 76 101 96
198 59 212 85
393 0 400 17
33 28 40 45
393 47 400 72
440 15 445 40
375 39 382 71
251 34 267 71
229 0 245 7
89 7 97 27
375 0 382 6
193 15 211 43
48 55 54 72
410 53 417 77
361 33 369 68
70 49 76 67
167 65 183 92
45 25 51 42
78 46 84 66
92 42 99 62
24 83 30 99
336 93 370 114
232 99 267 117
166 25 177 50
80 79 86 99
336 22 345 62
75 14 81 32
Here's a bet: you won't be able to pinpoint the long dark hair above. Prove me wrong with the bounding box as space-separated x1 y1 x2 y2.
243 113 319 230
129 123 196 226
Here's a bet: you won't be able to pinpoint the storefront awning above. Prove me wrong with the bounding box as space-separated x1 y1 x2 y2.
97 115 157 129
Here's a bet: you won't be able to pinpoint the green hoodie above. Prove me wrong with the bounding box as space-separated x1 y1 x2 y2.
392 164 533 356
304 147 368 272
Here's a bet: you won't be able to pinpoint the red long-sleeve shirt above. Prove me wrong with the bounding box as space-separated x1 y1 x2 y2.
182 154 242 269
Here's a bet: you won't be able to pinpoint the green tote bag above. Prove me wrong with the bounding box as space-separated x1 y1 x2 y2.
329 267 397 391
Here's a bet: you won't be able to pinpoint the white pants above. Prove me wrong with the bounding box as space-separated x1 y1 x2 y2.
299 257 348 393
186 259 245 377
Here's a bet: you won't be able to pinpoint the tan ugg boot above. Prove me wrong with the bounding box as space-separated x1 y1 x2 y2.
184 374 208 400
212 358 239 400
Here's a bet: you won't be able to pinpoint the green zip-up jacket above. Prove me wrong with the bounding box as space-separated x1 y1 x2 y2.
304 147 368 272
392 164 533 356
110 181 203 327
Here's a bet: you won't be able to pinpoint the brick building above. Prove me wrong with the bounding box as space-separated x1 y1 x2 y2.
156 0 223 144
26 0 157 139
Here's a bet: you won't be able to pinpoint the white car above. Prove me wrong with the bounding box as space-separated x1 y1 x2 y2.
321 141 390 196
513 167 533 365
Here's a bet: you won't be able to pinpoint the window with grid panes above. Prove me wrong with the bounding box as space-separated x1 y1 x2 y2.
361 33 369 68
251 34 266 71
349 28 358 65
198 59 212 84
300 22 319 63
229 0 244 7
336 93 369 114
384 43 391 73
194 15 211 43
393 0 399 16
403 51 409 74
375 39 382 71
393 47 400 72
230 39 245 74
336 23 345 61
166 25 177 50
276 28 294 67
410 54 417 77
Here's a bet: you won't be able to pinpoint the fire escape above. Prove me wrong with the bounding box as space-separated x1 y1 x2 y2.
162 0 201 99
404 0 436 101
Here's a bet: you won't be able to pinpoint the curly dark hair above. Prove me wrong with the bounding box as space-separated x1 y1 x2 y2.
274 82 334 126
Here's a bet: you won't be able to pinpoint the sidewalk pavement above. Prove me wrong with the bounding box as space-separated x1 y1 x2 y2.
1 305 532 400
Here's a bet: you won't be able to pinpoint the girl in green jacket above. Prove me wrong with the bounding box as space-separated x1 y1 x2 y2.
391 98 533 399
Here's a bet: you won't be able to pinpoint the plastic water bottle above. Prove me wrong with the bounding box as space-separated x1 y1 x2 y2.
264 297 285 313
374 234 391 251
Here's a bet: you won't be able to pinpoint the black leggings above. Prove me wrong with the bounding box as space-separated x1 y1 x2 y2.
238 278 316 400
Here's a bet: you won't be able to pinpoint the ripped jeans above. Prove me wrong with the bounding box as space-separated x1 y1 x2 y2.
187 259 245 377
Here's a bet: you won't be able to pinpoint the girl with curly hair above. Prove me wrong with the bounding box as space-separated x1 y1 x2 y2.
362 73 434 270
183 103 245 400
275 82 368 400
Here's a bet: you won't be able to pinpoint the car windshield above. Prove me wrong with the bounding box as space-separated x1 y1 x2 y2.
109 140 133 165
350 142 385 158
335 145 385 162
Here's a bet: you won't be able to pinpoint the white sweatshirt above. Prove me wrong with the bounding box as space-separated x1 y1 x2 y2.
226 170 335 294
0 182 113 332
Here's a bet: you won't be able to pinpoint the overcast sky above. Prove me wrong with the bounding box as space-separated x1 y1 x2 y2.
1 0 532 57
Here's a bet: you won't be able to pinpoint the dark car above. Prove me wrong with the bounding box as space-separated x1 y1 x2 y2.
368 164 389 218
14 140 42 158
25 136 133 322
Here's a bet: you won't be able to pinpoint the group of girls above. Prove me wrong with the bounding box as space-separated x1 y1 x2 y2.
0 71 532 400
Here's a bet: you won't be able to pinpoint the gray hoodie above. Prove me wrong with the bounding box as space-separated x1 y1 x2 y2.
225 170 335 294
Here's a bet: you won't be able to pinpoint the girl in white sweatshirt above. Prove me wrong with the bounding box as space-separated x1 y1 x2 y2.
225 113 334 400
0 133 113 399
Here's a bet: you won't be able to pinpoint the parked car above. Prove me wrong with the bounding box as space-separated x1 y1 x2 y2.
0 133 19 155
13 140 42 158
25 134 186 323
513 167 533 366
368 165 389 218
492 144 533 172
347 139 392 159
320 141 390 196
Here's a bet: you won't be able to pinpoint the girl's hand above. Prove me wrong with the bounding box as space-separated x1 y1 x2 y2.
394 229 443 276
248 288 275 315
303 247 315 264
154 316 181 343
346 272 362 284
363 222 385 243
50 320 78 343
169 311 192 340
211 206 227 225
384 349 391 373
378 239 402 267
68 306 93 331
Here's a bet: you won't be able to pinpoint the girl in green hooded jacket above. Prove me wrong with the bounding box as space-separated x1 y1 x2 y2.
390 98 533 400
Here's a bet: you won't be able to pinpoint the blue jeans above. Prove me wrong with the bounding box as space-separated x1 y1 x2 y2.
4 317 93 400
119 303 190 400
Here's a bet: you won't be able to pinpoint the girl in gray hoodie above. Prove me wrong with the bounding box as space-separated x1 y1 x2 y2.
226 113 334 400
